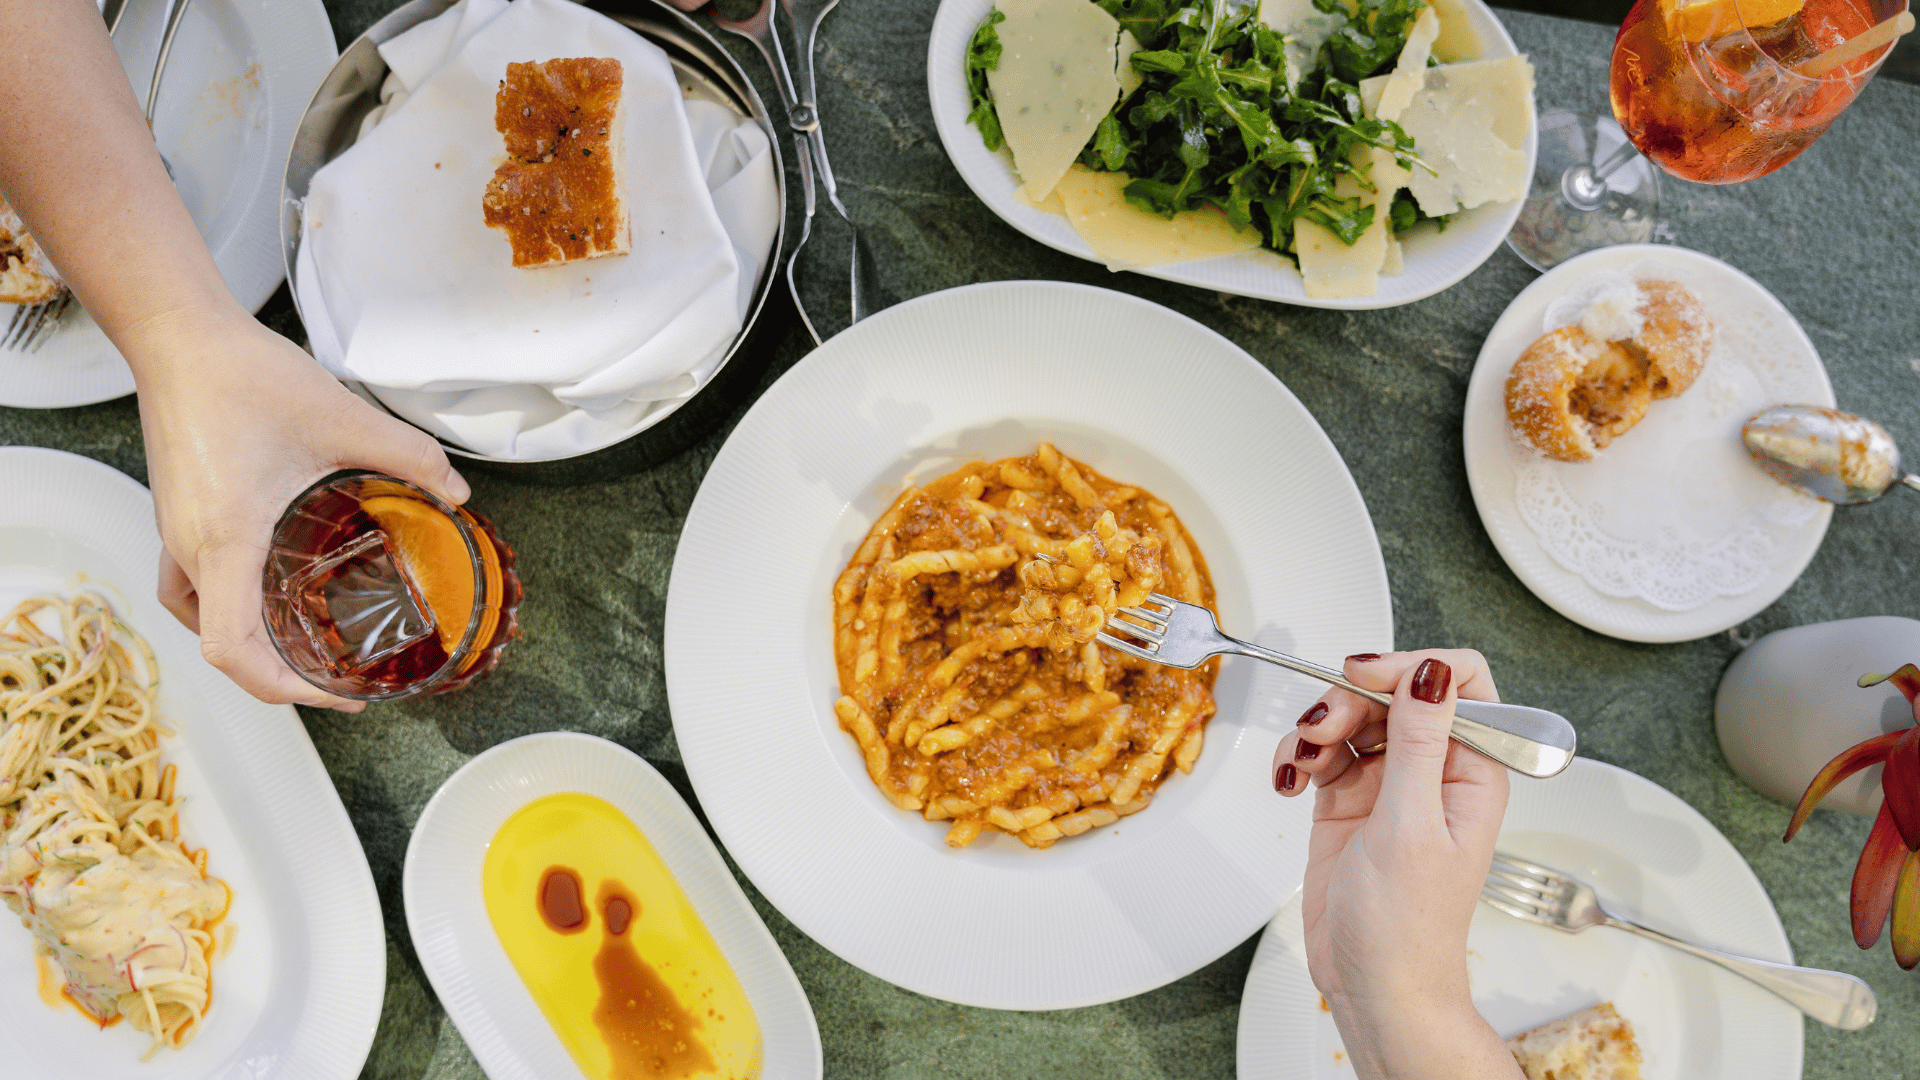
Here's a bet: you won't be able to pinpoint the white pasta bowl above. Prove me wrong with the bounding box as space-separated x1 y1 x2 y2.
925 0 1537 310
664 280 1393 1008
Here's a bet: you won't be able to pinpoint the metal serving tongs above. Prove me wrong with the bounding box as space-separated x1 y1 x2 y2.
778 0 865 325
711 0 824 344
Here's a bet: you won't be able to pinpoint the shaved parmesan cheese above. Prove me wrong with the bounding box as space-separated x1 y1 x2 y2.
1297 145 1407 299
1383 234 1404 275
1427 0 1485 61
987 0 1123 201
1051 165 1261 270
1259 0 1345 88
1394 56 1534 216
1117 29 1146 101
1372 5 1441 122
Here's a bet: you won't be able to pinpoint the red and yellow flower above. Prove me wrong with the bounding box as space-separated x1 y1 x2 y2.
1785 663 1920 969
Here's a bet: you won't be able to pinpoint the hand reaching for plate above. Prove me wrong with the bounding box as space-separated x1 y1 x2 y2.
1272 650 1523 1080
133 310 469 711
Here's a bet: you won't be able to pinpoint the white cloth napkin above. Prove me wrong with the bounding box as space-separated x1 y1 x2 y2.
296 0 778 460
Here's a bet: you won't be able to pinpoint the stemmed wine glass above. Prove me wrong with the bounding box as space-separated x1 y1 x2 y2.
1508 0 1912 270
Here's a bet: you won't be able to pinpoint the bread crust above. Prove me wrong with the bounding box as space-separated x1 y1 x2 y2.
1506 1001 1644 1080
482 58 629 269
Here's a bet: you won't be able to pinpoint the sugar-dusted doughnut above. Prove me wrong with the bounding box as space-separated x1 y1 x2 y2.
1623 279 1712 398
1505 326 1652 463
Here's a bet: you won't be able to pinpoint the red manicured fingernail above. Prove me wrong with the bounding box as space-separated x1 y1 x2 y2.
1346 653 1381 663
1411 658 1452 704
1295 739 1321 761
1275 763 1298 793
1297 702 1328 726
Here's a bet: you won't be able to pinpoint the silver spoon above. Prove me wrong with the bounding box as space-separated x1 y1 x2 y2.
1742 405 1920 504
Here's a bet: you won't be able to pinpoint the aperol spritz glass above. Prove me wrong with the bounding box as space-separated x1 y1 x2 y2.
1508 0 1907 269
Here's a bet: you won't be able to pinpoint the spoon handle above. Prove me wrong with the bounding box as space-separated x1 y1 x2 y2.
1903 475 1920 494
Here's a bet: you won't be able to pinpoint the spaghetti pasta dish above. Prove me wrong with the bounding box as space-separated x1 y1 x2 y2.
0 594 228 1056
832 444 1217 848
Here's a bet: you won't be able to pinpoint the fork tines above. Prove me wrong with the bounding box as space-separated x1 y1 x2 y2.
1479 854 1566 923
4 291 71 352
1095 594 1176 659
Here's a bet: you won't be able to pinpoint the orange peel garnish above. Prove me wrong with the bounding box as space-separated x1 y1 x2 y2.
361 495 499 663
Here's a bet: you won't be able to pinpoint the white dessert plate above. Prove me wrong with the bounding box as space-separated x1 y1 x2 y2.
664 279 1393 1009
925 0 1536 310
0 447 384 1080
1462 244 1834 643
0 0 335 408
1236 756 1803 1080
401 731 822 1080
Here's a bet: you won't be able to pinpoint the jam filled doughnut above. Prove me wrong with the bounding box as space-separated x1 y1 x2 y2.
1622 279 1712 398
1505 326 1653 463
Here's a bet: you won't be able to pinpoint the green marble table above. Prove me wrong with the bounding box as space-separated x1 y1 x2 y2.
6 2 1919 1076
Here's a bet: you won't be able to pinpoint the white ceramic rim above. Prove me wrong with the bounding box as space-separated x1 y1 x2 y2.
1235 756 1804 1080
663 279 1394 1009
0 0 337 409
400 731 823 1080
0 447 384 1080
925 0 1537 310
1461 243 1835 643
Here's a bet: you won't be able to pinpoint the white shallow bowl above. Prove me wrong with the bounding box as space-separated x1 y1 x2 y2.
664 280 1394 1009
1462 244 1834 643
0 447 383 1080
0 0 336 408
1236 757 1804 1080
402 732 822 1080
926 0 1537 309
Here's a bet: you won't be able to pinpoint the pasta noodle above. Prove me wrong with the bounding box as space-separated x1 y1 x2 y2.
0 594 227 1056
832 445 1217 848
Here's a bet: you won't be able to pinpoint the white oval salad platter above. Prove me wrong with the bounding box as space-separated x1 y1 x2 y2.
926 0 1537 310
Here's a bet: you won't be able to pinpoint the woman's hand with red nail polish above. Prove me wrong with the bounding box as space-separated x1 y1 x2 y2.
1287 649 1520 1080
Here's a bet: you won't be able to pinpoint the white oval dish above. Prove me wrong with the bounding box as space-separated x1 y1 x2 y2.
1236 757 1804 1080
401 731 822 1080
1462 244 1834 642
0 0 336 408
664 279 1393 1009
0 447 384 1080
925 0 1537 310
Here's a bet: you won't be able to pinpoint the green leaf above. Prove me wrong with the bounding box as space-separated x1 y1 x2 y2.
1089 112 1132 170
966 9 1006 151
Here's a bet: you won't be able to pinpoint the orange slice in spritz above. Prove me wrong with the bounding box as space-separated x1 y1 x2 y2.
1664 0 1805 41
361 495 501 667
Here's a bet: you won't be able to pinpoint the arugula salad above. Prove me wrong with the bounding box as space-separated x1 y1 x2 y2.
965 0 1448 257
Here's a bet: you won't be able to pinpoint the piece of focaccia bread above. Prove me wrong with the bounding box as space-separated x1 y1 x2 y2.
482 57 629 269
1505 1001 1644 1080
0 195 63 304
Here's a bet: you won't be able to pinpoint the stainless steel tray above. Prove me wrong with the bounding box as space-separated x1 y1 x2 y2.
280 0 786 476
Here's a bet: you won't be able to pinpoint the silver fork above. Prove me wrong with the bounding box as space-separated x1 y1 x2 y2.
1483 852 1878 1030
6 0 192 351
1097 593 1577 778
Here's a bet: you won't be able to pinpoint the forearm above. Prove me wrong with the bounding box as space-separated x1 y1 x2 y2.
1329 992 1525 1080
0 0 241 352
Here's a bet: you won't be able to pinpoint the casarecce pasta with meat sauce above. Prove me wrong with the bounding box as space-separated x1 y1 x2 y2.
831 444 1217 848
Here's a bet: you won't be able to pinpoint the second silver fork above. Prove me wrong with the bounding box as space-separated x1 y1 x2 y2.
1483 852 1877 1030
1098 592 1577 778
